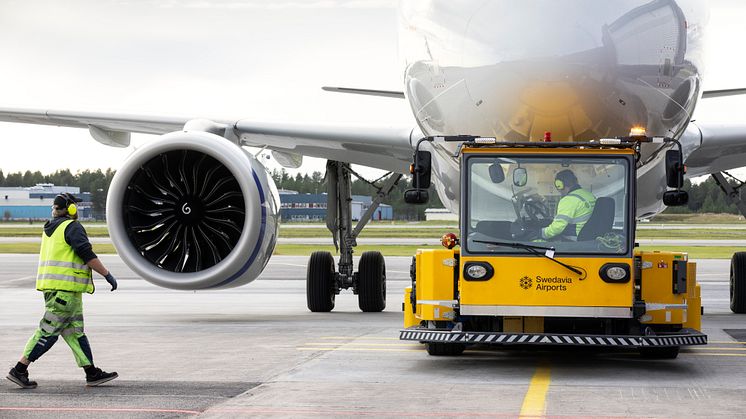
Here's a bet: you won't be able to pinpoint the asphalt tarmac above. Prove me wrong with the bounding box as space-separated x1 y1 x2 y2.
1 254 745 418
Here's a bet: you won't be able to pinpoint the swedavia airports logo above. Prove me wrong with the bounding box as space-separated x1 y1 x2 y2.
519 275 573 292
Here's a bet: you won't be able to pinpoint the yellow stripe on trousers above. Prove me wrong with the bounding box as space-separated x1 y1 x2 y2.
519 365 551 418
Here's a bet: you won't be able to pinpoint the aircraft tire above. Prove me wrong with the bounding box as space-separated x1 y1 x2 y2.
358 251 386 312
307 251 336 312
730 252 746 313
425 342 466 356
639 346 680 359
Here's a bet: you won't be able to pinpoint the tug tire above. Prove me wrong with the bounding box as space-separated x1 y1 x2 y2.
730 252 746 313
426 342 466 356
639 346 680 359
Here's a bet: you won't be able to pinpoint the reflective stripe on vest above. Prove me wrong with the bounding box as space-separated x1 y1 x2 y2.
39 260 89 270
36 219 93 294
542 188 597 239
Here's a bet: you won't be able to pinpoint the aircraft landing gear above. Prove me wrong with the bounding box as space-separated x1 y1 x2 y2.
307 251 336 312
358 251 386 312
306 160 401 313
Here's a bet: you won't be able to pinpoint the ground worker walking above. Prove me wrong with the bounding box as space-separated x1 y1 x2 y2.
6 193 119 389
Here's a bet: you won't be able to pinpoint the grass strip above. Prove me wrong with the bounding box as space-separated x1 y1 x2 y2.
3 227 746 240
0 243 117 254
0 227 110 237
0 243 739 258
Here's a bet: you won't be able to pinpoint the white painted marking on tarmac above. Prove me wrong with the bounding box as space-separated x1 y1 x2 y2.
7 275 34 283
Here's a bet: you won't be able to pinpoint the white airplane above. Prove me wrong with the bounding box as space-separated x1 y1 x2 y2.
1 0 745 311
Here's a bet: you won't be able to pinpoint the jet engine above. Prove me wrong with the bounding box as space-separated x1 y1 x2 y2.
106 131 279 290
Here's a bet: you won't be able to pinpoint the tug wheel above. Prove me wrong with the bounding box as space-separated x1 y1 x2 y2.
307 251 336 312
358 251 386 312
639 346 680 359
426 342 466 356
730 252 746 313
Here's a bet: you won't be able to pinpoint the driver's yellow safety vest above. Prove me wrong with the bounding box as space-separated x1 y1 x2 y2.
541 188 597 240
36 219 94 294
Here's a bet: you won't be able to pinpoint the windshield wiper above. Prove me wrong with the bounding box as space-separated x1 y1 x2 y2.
473 240 583 276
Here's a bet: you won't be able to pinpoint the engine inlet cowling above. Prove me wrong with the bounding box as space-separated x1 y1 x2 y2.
107 131 279 290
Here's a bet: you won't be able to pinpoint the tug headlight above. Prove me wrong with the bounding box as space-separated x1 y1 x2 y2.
600 263 630 283
463 262 494 281
467 265 487 278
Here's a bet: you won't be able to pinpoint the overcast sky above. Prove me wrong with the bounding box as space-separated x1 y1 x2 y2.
0 0 744 180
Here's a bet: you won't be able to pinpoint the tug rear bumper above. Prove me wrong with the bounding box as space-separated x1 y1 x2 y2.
399 327 707 348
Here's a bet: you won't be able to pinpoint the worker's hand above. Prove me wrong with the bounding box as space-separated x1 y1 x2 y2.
104 273 118 291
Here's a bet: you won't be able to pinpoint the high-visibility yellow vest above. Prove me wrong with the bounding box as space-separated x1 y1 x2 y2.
36 219 94 294
542 188 597 239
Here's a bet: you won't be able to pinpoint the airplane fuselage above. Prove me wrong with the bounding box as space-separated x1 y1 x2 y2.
400 0 708 217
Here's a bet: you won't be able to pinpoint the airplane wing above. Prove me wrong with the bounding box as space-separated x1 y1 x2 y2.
684 121 746 178
0 107 418 173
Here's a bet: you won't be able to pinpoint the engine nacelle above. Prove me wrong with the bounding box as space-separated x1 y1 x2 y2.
107 131 279 290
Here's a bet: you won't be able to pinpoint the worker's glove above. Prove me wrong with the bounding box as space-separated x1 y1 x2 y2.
104 273 118 291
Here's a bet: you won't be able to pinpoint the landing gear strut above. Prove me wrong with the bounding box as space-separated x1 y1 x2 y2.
712 172 746 313
306 161 402 312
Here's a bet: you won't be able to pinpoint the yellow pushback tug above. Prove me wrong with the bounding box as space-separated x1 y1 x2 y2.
400 135 706 359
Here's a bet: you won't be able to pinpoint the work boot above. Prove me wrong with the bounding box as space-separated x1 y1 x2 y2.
85 367 118 387
6 367 38 389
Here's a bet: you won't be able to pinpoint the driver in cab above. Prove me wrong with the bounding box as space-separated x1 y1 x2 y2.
541 170 596 240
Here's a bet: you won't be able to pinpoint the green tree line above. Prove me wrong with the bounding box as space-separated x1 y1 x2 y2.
271 169 444 220
0 167 445 221
0 169 116 219
5 167 738 220
664 176 743 214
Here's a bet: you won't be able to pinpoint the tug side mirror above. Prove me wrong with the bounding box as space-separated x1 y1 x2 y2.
411 150 431 189
489 162 505 183
664 149 688 206
665 149 684 189
404 189 429 205
663 190 689 206
404 150 432 205
513 167 528 187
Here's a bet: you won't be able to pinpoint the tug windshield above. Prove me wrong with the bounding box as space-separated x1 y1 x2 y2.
464 154 632 256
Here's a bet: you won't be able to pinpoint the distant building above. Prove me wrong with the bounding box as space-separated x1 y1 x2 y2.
425 208 458 221
0 184 92 220
279 191 392 222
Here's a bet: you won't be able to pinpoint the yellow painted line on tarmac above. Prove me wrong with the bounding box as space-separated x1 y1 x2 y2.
320 336 400 340
688 346 746 351
708 341 746 345
682 352 746 357
518 365 551 419
297 347 422 352
305 342 420 347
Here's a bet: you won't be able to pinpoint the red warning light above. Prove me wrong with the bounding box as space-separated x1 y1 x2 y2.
544 131 552 142
441 232 459 249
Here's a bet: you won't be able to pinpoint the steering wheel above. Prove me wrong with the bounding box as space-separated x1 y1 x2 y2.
513 189 551 222
523 194 551 221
